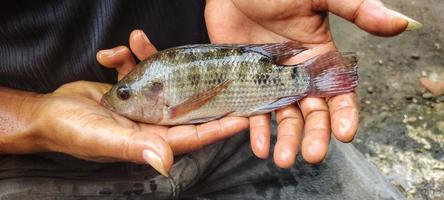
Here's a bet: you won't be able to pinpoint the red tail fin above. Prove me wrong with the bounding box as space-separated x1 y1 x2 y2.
304 52 358 97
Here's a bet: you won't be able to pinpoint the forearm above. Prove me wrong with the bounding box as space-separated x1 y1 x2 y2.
0 86 43 154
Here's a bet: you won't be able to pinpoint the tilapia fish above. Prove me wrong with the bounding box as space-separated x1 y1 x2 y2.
101 42 358 125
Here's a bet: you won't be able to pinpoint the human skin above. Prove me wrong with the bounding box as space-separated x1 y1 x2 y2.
0 0 420 176
101 0 420 169
204 0 421 168
0 31 250 176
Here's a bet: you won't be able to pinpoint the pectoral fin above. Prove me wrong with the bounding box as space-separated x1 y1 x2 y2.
168 80 233 118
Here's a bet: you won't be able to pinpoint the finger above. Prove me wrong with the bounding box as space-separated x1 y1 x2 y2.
150 117 249 155
249 114 271 159
313 0 422 36
129 29 158 61
96 46 136 80
327 92 359 142
126 131 174 177
299 97 330 164
274 105 304 168
58 119 173 177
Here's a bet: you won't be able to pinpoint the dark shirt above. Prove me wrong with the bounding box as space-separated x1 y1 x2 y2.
0 0 209 93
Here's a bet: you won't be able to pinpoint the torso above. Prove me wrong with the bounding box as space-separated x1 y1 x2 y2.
0 0 209 93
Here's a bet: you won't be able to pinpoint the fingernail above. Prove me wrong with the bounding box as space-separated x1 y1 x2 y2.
256 135 265 151
279 147 292 161
391 10 423 31
338 118 352 135
98 49 115 57
143 149 169 177
307 140 322 157
137 30 150 43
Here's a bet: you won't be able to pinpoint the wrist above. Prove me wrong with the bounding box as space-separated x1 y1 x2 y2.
0 87 46 154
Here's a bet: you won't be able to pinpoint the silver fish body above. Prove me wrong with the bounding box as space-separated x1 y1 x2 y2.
101 42 358 125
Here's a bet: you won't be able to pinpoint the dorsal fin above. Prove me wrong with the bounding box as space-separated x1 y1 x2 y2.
242 41 307 63
173 42 307 63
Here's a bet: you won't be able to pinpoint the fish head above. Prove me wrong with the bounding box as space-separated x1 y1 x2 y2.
101 77 166 124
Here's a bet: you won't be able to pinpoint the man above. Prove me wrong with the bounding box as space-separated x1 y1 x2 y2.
0 0 419 199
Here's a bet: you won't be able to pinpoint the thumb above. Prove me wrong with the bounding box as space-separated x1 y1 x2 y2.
126 131 174 176
101 128 174 176
314 0 422 36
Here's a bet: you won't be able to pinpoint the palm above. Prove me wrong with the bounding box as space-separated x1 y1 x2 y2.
42 82 155 161
206 0 331 45
205 0 413 167
34 78 248 176
51 81 246 156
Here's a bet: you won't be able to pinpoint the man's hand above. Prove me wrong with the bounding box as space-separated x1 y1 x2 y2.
29 79 248 176
205 0 421 168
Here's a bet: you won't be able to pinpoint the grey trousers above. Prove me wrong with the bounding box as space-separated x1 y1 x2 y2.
0 122 403 200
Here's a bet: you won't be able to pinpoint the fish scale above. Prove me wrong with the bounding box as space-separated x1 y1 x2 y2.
101 42 358 125
157 50 307 124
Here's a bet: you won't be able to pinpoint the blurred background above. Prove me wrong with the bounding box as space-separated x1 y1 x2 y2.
330 0 443 199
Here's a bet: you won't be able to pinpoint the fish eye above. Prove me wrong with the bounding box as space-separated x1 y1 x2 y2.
116 85 131 100
151 82 163 93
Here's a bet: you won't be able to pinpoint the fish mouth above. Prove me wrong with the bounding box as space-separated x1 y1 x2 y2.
100 96 115 112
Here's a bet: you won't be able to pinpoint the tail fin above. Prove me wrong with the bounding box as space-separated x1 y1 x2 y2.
304 51 358 97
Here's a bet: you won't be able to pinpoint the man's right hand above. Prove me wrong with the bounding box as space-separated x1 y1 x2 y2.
26 81 247 176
